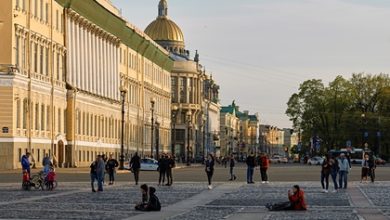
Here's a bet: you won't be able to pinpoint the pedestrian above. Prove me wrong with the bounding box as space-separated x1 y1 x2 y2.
90 156 98 192
158 154 167 186
135 184 149 210
229 154 237 181
106 154 119 185
46 166 56 191
130 152 141 185
205 154 215 189
361 153 370 183
21 152 31 177
321 155 331 193
246 152 256 184
166 154 175 186
96 155 105 192
42 154 52 175
368 154 376 183
102 154 108 185
266 185 307 211
338 153 349 189
329 155 339 192
259 153 270 183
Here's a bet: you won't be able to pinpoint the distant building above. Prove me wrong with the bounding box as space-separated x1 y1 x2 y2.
145 0 221 161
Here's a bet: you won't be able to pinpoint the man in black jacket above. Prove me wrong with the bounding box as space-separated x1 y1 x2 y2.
246 153 256 184
166 154 175 186
229 154 237 181
158 154 168 186
130 153 141 185
106 154 119 185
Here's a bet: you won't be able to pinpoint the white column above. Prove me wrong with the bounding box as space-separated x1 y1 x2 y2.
99 36 104 97
87 29 92 93
75 23 81 88
67 18 72 84
114 45 119 101
92 33 97 94
81 27 86 91
110 43 114 99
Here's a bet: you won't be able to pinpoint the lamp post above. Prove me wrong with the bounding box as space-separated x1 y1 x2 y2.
202 114 207 161
119 90 126 170
171 106 179 157
361 113 367 149
186 111 192 166
150 98 155 158
155 121 160 160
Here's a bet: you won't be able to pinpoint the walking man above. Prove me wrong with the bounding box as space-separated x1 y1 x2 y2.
130 153 141 185
329 155 339 192
259 153 270 183
338 153 349 189
106 154 119 185
90 156 98 192
246 152 256 184
158 154 167 186
96 155 105 192
229 154 237 181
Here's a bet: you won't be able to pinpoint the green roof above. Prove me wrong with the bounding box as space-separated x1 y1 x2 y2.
56 0 173 72
221 106 235 114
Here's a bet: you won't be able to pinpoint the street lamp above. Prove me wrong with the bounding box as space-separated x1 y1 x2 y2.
155 121 160 160
119 89 126 170
171 106 179 157
150 98 155 158
202 114 207 160
361 113 367 149
186 111 192 166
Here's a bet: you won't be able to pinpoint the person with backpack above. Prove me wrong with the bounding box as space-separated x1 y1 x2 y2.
135 186 161 211
266 185 307 211
259 153 270 183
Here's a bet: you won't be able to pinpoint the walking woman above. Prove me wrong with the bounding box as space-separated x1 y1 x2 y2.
361 153 370 183
321 155 331 193
329 155 339 193
205 154 215 189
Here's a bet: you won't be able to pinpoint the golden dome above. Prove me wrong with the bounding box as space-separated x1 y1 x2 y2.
145 17 184 42
145 0 184 44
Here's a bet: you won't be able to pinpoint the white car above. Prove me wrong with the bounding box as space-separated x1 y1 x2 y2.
307 156 324 165
124 158 159 171
269 156 288 164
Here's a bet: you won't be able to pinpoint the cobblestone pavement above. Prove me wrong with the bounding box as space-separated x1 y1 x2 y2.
0 181 389 220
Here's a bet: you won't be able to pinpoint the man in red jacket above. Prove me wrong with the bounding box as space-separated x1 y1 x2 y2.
259 153 270 183
266 185 307 211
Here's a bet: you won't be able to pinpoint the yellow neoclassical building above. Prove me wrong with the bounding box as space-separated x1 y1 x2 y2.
0 0 172 169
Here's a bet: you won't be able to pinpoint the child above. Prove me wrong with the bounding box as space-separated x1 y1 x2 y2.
135 184 149 211
46 167 56 190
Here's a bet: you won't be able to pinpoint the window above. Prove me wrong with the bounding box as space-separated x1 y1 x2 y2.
39 45 44 74
46 106 50 131
45 3 49 23
22 0 26 11
56 53 60 79
40 0 43 20
15 35 20 67
34 0 38 17
45 47 48 75
37 149 40 162
18 149 22 162
22 99 28 129
35 103 39 130
16 100 21 128
60 13 63 33
64 109 67 134
41 104 45 131
21 38 26 70
171 77 177 102
58 108 61 133
55 10 59 30
33 43 38 73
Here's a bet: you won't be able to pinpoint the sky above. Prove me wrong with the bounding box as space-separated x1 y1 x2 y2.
111 0 390 128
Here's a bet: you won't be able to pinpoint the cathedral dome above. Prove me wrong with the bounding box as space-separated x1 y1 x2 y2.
145 0 185 53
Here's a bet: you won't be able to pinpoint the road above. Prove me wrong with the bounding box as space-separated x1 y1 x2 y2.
1 163 389 183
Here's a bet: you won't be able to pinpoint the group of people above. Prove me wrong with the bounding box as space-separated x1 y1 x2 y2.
89 154 119 192
158 154 176 186
245 152 270 184
21 152 57 190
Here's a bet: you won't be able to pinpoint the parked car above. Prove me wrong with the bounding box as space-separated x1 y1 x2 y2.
307 156 324 165
124 158 159 171
376 157 386 165
269 156 288 164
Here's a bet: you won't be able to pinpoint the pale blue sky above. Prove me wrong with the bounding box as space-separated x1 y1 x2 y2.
111 0 390 128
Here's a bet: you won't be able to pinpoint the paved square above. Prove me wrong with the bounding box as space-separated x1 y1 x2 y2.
0 181 389 219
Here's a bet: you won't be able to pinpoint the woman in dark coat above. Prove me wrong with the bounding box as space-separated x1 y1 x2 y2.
205 154 215 189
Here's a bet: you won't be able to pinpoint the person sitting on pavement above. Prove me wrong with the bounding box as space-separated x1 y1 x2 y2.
135 186 161 211
135 184 149 211
266 185 307 211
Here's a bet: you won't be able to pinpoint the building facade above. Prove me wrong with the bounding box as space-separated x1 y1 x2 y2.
145 0 220 162
0 0 172 169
